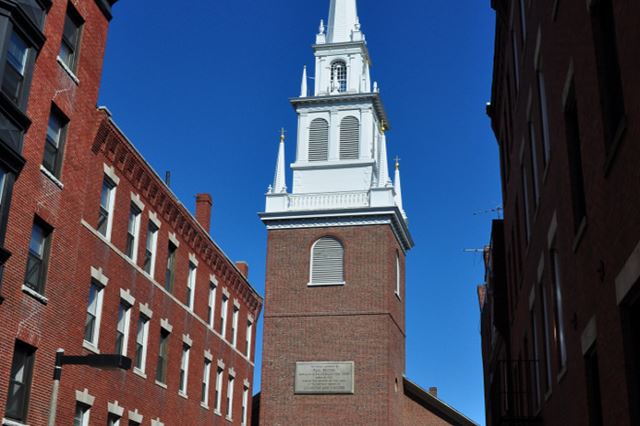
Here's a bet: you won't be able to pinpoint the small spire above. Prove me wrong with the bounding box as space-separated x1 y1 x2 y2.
378 130 391 188
395 156 401 170
300 65 308 98
272 129 287 194
319 19 325 35
394 156 404 212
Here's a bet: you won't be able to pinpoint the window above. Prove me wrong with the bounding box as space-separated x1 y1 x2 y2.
564 82 587 233
331 61 347 92
156 328 170 384
59 5 83 72
215 367 224 413
208 281 217 328
2 31 29 104
590 0 625 153
550 249 567 370
186 262 197 310
585 347 604 426
142 221 159 275
339 116 360 160
5 341 35 422
246 319 253 358
231 306 239 347
201 359 211 406
125 204 142 261
220 295 229 338
536 70 551 166
241 385 249 426
42 107 68 178
164 242 177 293
395 253 401 297
310 237 344 285
226 375 235 419
107 414 121 426
73 403 90 426
179 344 190 395
115 301 132 356
97 177 116 239
84 280 104 347
24 220 51 294
308 118 329 162
134 315 150 372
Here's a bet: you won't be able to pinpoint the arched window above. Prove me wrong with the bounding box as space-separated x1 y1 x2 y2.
331 61 347 93
308 118 329 162
310 237 344 285
339 116 360 160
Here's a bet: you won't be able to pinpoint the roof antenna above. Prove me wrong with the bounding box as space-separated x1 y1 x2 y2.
165 171 171 187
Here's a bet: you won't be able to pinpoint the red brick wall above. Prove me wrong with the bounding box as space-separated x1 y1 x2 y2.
0 1 262 425
260 224 406 425
401 395 452 426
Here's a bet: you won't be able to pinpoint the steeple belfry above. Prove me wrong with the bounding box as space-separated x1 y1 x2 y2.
327 0 359 43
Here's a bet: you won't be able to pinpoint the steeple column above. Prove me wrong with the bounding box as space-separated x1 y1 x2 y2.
361 108 373 160
329 111 340 160
297 113 309 162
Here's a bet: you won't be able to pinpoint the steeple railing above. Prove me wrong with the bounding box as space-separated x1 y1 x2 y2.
288 191 370 211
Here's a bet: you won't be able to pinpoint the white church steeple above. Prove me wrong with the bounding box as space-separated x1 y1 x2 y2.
263 0 410 244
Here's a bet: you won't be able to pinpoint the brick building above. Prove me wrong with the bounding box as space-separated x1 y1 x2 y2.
0 1 262 425
481 0 640 425
256 1 476 425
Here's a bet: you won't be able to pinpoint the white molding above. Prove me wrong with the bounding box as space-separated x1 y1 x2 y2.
107 401 124 417
130 192 146 212
182 334 193 347
233 299 241 309
56 55 80 84
2 418 29 426
243 379 251 388
204 350 213 361
229 367 236 377
581 316 597 355
90 266 109 287
217 359 225 369
189 253 199 267
151 419 164 426
168 232 180 248
149 211 161 229
247 314 255 323
82 340 100 354
40 165 64 189
128 410 143 424
210 274 219 286
222 287 231 298
103 163 120 186
616 240 640 305
75 389 95 406
120 288 135 307
160 318 173 333
139 302 153 319
21 285 49 305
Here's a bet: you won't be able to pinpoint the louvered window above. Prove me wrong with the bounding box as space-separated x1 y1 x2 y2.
308 118 329 162
339 116 360 160
310 237 344 285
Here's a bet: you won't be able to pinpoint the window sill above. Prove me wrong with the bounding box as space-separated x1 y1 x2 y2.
214 410 222 417
82 340 100 354
394 292 401 301
225 416 233 422
40 165 64 189
307 281 346 287
200 403 209 410
133 368 147 379
56 56 80 85
2 418 29 426
178 391 188 400
22 285 48 305
155 380 168 390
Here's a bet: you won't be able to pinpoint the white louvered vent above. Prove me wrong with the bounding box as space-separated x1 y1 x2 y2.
308 119 329 162
310 237 344 285
339 116 360 160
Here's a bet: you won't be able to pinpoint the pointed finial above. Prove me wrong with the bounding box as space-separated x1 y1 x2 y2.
280 128 286 143
319 19 325 34
395 156 401 170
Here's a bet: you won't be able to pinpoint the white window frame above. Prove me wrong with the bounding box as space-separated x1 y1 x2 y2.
125 204 142 262
208 279 217 328
201 359 212 407
179 344 190 396
309 237 345 286
115 300 132 356
143 218 159 277
74 403 90 426
83 277 106 351
231 305 239 348
220 295 229 339
98 173 118 241
226 375 235 420
241 384 249 426
134 314 150 374
246 318 253 359
107 413 120 426
215 366 224 415
186 260 197 311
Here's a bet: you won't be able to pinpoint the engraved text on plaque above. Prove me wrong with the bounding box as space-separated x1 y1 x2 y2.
294 361 355 394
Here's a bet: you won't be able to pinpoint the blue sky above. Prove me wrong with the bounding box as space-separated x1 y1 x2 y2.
98 1 499 424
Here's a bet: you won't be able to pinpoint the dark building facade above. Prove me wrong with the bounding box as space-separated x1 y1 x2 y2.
481 0 640 425
0 1 263 425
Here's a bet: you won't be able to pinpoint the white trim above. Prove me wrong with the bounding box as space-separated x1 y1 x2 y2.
210 274 218 285
581 316 597 355
222 287 231 298
202 358 212 407
75 389 95 406
90 266 109 287
128 410 143 424
21 285 49 304
120 288 135 306
134 314 150 373
160 318 173 333
103 164 120 186
168 232 180 248
616 239 640 305
139 302 153 318
226 374 235 419
2 418 29 426
117 300 132 356
56 55 80 84
182 334 193 347
217 359 226 369
179 344 190 395
247 313 255 322
149 211 161 229
151 419 164 426
107 401 124 417
189 253 199 267
233 298 241 309
84 280 105 349
243 379 251 388
130 192 146 212
82 340 100 354
204 349 213 361
232 305 239 347
228 367 236 378
40 164 64 189
215 365 224 413
126 204 142 263
187 262 197 311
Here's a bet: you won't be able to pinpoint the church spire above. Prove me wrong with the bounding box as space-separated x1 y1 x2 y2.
300 65 308 97
271 129 287 194
327 0 359 43
394 157 404 210
378 126 391 188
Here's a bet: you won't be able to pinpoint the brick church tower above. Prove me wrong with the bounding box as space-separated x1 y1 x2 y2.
258 1 414 424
